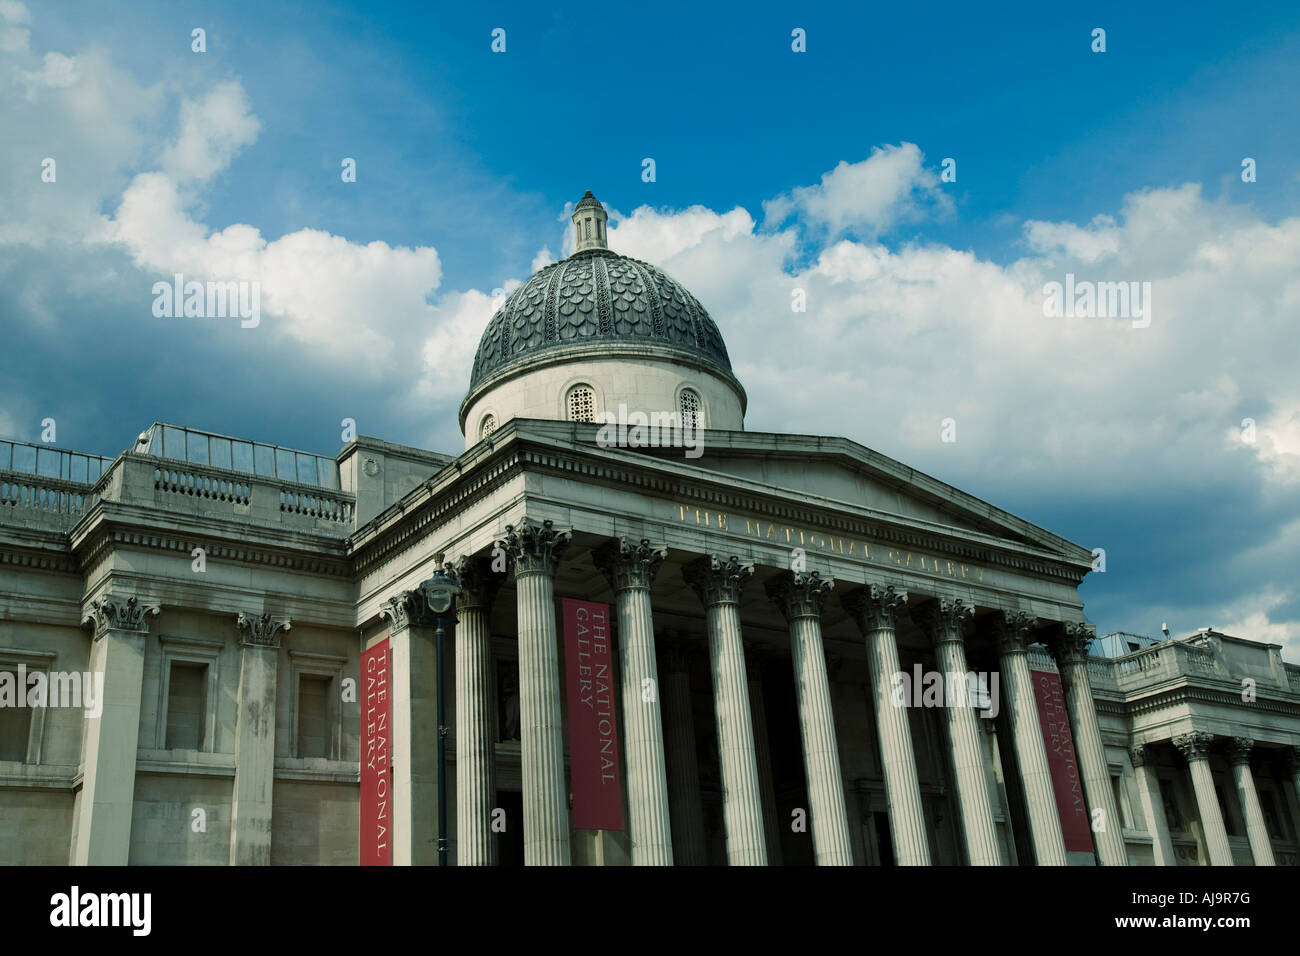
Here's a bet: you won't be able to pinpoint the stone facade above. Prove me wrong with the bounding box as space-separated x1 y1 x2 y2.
2 211 1297 865
3 420 1296 866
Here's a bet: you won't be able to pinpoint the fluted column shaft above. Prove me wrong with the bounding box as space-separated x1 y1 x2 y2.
499 520 572 866
767 572 852 865
1131 745 1174 866
918 600 1001 865
1049 623 1127 866
844 585 930 866
994 613 1068 865
685 555 766 866
453 556 501 866
594 538 673 866
659 638 708 865
1176 732 1233 866
1228 738 1275 866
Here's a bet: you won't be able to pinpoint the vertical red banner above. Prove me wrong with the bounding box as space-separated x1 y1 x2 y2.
360 639 391 865
1030 668 1094 853
561 599 624 831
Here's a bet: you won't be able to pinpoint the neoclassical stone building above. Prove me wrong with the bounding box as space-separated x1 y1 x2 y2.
1 193 1297 866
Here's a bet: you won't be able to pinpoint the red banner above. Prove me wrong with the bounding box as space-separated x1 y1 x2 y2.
1030 668 1094 853
561 599 624 831
361 639 391 865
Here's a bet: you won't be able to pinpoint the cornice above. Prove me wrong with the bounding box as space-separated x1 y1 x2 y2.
75 523 352 579
349 448 526 576
1124 681 1300 719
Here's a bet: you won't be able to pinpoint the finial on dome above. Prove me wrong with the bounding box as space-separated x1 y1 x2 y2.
572 190 608 252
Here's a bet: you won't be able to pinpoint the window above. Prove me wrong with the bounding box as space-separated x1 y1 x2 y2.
567 385 595 423
288 649 345 760
165 662 207 750
1258 789 1286 839
479 414 497 440
0 668 32 761
679 389 701 429
297 674 332 758
585 219 592 239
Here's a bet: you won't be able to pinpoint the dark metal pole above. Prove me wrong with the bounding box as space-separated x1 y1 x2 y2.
436 621 448 866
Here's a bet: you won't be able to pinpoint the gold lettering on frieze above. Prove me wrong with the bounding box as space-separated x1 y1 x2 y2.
676 501 983 583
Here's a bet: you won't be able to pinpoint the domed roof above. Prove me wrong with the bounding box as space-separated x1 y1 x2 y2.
467 196 734 393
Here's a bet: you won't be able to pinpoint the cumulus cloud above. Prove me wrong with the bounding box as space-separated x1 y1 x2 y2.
159 81 260 184
1 4 1295 653
762 143 951 238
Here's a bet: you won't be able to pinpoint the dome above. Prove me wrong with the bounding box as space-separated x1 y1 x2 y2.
467 248 734 393
460 191 746 443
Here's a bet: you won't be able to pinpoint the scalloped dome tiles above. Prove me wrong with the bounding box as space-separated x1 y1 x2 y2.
467 193 733 393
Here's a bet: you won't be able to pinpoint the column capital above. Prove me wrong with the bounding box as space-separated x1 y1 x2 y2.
454 553 504 612
841 584 909 632
1045 620 1097 666
913 598 975 645
593 536 667 592
683 554 753 606
990 610 1038 654
1173 731 1216 763
236 612 291 648
1226 737 1254 766
379 590 420 633
764 571 835 622
496 519 571 578
82 594 160 639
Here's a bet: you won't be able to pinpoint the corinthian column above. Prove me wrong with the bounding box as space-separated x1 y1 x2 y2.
915 599 1001 866
1046 622 1127 866
684 555 766 866
843 584 930 865
453 554 504 866
1227 737 1275 866
766 572 853 866
1130 744 1175 866
74 595 159 865
992 611 1068 865
658 635 708 865
497 519 572 866
1174 731 1233 866
230 612 290 866
593 537 673 866
380 591 437 865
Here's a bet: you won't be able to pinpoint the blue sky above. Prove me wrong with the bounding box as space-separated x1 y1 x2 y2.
3 0 1299 655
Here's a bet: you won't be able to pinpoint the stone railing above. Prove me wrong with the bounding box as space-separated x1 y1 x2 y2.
154 465 251 505
1286 663 1300 691
0 471 91 530
1086 656 1118 692
121 454 354 535
1113 640 1228 689
279 487 354 524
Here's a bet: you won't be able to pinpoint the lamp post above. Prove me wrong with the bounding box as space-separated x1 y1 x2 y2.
417 553 461 867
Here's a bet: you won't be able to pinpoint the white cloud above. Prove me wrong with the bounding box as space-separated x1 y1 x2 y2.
159 81 260 184
762 143 951 237
0 0 29 53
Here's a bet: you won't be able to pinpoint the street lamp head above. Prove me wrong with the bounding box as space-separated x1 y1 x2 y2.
419 563 462 621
